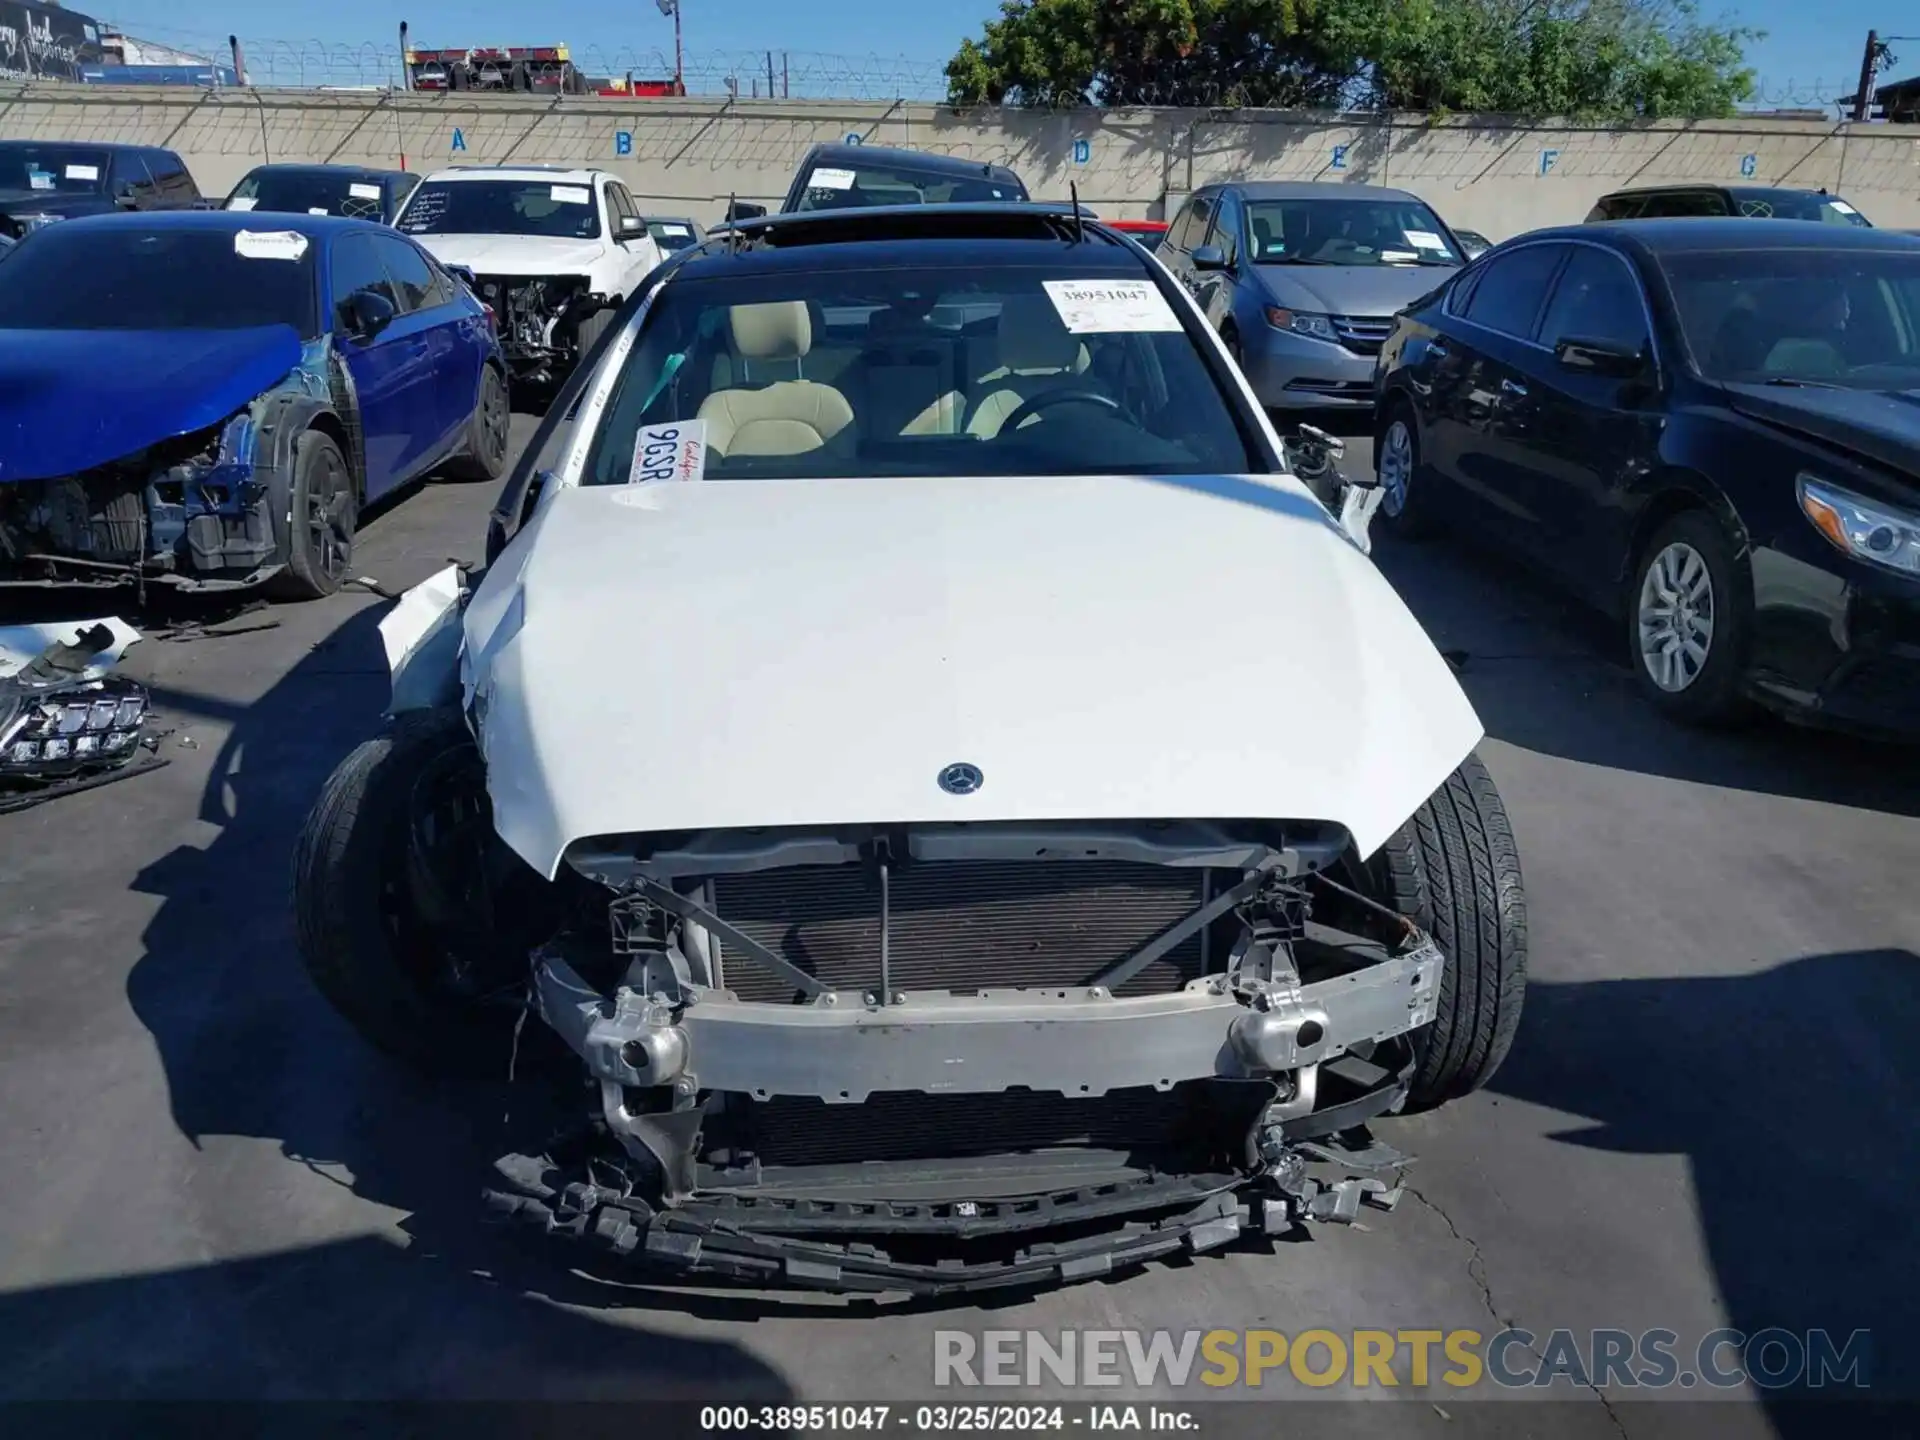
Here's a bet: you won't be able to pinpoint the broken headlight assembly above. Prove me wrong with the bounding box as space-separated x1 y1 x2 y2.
0 674 150 778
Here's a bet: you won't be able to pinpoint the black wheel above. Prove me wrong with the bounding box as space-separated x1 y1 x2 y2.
292 709 561 1077
1365 752 1528 1110
1627 510 1753 726
1374 397 1435 539
267 430 355 601
441 364 511 482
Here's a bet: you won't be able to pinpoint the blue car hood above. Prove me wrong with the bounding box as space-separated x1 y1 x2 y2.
0 325 305 483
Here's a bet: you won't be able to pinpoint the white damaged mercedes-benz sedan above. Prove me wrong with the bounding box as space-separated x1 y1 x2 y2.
293 204 1526 1296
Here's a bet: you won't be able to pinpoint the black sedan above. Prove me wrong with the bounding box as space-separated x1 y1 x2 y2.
1373 218 1920 736
223 164 421 225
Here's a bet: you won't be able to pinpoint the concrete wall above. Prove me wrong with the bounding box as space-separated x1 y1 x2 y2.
5 83 1919 237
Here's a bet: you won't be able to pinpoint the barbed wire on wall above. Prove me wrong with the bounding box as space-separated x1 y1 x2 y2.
56 26 1865 113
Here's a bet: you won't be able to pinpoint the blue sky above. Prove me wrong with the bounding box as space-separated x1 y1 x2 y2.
97 0 1898 108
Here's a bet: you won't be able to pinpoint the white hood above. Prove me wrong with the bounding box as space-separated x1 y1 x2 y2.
466 473 1484 879
411 233 610 276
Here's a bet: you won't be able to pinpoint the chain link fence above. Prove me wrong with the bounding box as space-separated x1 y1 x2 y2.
62 28 1866 114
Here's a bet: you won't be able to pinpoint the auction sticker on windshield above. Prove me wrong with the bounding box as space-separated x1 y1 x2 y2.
350 183 382 200
627 419 708 485
810 168 857 191
1042 279 1182 334
1403 229 1447 251
65 164 99 182
552 185 592 205
234 230 311 262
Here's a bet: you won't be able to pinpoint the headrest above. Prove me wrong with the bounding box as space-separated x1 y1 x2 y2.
996 294 1080 372
729 301 812 361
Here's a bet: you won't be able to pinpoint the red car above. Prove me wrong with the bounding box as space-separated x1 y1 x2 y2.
1105 218 1170 251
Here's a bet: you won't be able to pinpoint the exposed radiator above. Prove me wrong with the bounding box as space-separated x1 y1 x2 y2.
709 860 1209 1002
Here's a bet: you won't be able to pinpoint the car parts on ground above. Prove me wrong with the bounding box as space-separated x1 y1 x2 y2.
0 617 162 810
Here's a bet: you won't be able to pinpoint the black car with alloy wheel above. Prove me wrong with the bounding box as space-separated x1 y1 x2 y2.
1373 219 1920 736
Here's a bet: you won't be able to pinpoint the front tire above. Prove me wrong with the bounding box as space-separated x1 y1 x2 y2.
267 430 356 601
440 364 511 483
1367 752 1528 1110
1374 399 1434 540
1627 510 1752 726
293 710 555 1076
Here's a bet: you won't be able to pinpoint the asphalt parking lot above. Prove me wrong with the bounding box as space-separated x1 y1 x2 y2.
1 425 1915 1437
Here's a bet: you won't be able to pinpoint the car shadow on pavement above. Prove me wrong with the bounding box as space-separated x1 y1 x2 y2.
0 600 795 1403
1371 535 1920 819
1490 949 1920 1426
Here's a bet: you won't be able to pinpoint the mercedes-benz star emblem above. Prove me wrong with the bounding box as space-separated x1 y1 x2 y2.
938 762 984 796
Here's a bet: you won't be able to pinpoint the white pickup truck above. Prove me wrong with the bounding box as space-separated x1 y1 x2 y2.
395 165 665 388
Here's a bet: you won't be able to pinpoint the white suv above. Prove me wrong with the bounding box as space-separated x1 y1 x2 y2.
394 165 666 387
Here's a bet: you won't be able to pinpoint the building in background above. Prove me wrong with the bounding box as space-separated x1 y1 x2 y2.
82 25 236 85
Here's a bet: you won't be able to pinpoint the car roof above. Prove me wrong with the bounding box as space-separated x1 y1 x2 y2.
1210 180 1426 204
44 209 398 241
675 203 1150 281
0 139 170 153
1503 218 1920 253
1598 182 1851 201
421 166 605 184
240 162 408 181
800 143 1023 181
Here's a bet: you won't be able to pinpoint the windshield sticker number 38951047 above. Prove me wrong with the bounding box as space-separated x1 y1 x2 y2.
627 419 708 485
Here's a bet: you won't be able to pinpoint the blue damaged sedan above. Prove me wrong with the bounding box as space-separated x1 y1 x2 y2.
0 210 509 600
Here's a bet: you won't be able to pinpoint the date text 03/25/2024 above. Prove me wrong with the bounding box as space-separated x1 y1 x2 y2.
699 1405 1197 1432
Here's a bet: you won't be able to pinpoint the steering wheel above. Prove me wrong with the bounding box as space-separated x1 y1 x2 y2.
997 388 1125 435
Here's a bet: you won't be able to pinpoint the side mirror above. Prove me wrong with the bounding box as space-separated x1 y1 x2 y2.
1554 335 1646 378
343 289 398 340
617 213 647 240
1191 244 1229 272
113 182 140 210
725 199 767 222
445 264 477 291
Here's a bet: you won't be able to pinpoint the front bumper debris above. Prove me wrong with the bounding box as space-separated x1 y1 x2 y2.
0 617 161 806
485 1120 1413 1298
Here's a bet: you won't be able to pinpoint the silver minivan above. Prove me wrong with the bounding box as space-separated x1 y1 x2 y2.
1163 181 1467 410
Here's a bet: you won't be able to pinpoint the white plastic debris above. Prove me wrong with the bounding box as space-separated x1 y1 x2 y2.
0 617 142 681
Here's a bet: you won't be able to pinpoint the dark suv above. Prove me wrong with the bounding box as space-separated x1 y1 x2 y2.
0 142 204 240
1586 184 1871 227
723 144 1028 224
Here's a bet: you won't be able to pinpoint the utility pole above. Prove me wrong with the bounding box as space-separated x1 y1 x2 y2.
1851 29 1881 121
657 0 684 96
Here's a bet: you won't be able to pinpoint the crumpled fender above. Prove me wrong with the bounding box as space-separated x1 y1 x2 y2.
379 564 467 715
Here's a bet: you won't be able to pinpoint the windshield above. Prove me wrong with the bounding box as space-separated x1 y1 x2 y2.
1732 190 1871 227
1245 198 1463 266
647 218 701 251
397 180 601 239
580 264 1260 485
792 162 1027 212
0 144 111 197
229 169 387 220
1663 247 1920 389
0 226 320 336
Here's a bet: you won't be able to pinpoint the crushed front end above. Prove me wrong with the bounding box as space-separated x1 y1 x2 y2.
471 275 610 385
0 410 276 591
488 823 1437 1295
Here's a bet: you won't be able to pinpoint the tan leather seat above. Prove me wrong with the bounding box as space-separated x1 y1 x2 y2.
698 302 856 458
967 296 1092 438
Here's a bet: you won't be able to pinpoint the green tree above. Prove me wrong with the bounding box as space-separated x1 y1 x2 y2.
945 0 1757 118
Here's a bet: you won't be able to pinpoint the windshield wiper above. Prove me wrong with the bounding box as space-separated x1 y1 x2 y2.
1761 377 1844 389
1256 256 1338 266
